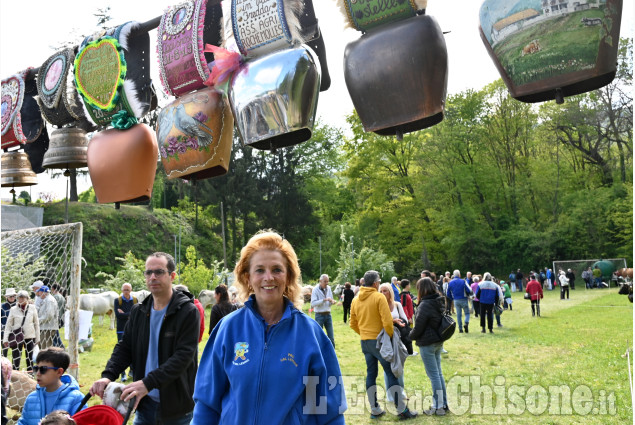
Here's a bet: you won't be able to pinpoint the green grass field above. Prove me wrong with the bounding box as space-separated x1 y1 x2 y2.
10 288 632 424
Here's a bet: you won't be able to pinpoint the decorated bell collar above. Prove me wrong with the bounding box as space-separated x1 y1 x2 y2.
223 0 306 58
157 0 223 97
36 48 96 131
336 0 427 32
75 21 156 128
220 0 330 91
229 45 321 150
1 69 45 149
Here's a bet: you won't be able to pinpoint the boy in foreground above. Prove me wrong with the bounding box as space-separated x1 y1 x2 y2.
18 348 84 425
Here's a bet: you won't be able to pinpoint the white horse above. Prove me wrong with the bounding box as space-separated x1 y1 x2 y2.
79 291 119 329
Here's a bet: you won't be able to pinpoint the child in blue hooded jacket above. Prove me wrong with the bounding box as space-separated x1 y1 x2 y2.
192 231 346 425
18 348 85 425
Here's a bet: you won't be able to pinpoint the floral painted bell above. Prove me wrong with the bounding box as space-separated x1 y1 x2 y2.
338 1 448 136
479 0 623 103
87 124 158 204
157 87 234 180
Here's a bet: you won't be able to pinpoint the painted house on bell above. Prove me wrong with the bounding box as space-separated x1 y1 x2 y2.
491 9 541 44
542 0 569 15
542 0 599 15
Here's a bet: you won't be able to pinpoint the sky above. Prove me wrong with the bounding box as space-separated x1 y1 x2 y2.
1 0 633 201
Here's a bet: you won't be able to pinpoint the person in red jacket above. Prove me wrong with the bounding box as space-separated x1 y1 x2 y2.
525 275 543 317
175 285 205 342
400 279 414 324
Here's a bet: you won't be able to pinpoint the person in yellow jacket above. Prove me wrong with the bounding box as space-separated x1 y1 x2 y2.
350 270 418 421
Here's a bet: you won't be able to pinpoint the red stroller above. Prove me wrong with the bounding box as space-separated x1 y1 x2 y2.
72 393 136 425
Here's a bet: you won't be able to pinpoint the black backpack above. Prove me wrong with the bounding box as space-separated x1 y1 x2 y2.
435 313 456 342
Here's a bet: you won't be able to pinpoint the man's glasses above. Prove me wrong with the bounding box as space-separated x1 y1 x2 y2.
144 269 167 277
33 366 59 374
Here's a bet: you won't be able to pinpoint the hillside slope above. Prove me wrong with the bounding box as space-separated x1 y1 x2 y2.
43 202 223 286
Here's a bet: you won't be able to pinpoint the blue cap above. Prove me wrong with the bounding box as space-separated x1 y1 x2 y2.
37 285 50 293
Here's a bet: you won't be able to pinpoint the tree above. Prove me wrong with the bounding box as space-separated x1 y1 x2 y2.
1 246 48 291
94 251 145 291
176 245 231 296
334 227 394 285
18 190 31 206
539 39 633 188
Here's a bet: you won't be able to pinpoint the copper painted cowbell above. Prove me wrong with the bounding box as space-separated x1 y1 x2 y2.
87 124 158 204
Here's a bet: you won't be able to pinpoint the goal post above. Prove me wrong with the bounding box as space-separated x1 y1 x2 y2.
1 223 82 382
552 258 628 289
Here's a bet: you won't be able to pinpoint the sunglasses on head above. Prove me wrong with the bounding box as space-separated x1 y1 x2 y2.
33 366 60 374
144 269 167 277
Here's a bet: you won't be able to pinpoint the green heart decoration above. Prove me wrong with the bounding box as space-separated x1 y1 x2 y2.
74 37 127 112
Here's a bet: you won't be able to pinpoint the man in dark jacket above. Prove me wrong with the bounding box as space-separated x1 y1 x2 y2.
115 283 137 382
90 252 200 425
565 269 576 290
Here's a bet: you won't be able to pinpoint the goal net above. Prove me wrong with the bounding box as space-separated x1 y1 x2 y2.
552 258 628 289
1 222 82 421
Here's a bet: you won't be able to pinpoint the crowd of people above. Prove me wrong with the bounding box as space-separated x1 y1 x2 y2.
1 282 65 372
0 238 622 424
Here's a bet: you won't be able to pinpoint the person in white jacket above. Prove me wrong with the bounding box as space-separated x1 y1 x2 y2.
378 283 410 404
35 286 59 349
559 270 570 300
3 291 39 371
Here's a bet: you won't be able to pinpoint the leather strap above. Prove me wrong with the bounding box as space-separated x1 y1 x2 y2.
343 0 419 32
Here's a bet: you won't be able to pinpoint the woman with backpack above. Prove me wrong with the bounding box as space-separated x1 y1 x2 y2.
409 277 448 416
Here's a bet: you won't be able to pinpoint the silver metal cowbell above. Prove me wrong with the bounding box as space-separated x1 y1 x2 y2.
229 46 321 150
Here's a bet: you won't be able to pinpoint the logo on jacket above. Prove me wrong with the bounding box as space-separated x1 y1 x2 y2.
281 352 298 367
233 342 250 366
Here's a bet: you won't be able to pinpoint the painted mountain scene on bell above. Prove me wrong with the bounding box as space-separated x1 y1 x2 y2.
480 0 616 86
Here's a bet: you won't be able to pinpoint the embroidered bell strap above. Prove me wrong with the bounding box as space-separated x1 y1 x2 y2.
157 0 211 97
75 22 155 127
231 0 301 58
75 36 129 127
343 0 419 32
1 71 26 148
37 48 92 128
1 69 44 148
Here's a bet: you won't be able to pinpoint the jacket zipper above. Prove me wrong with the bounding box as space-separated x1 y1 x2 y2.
252 315 285 425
